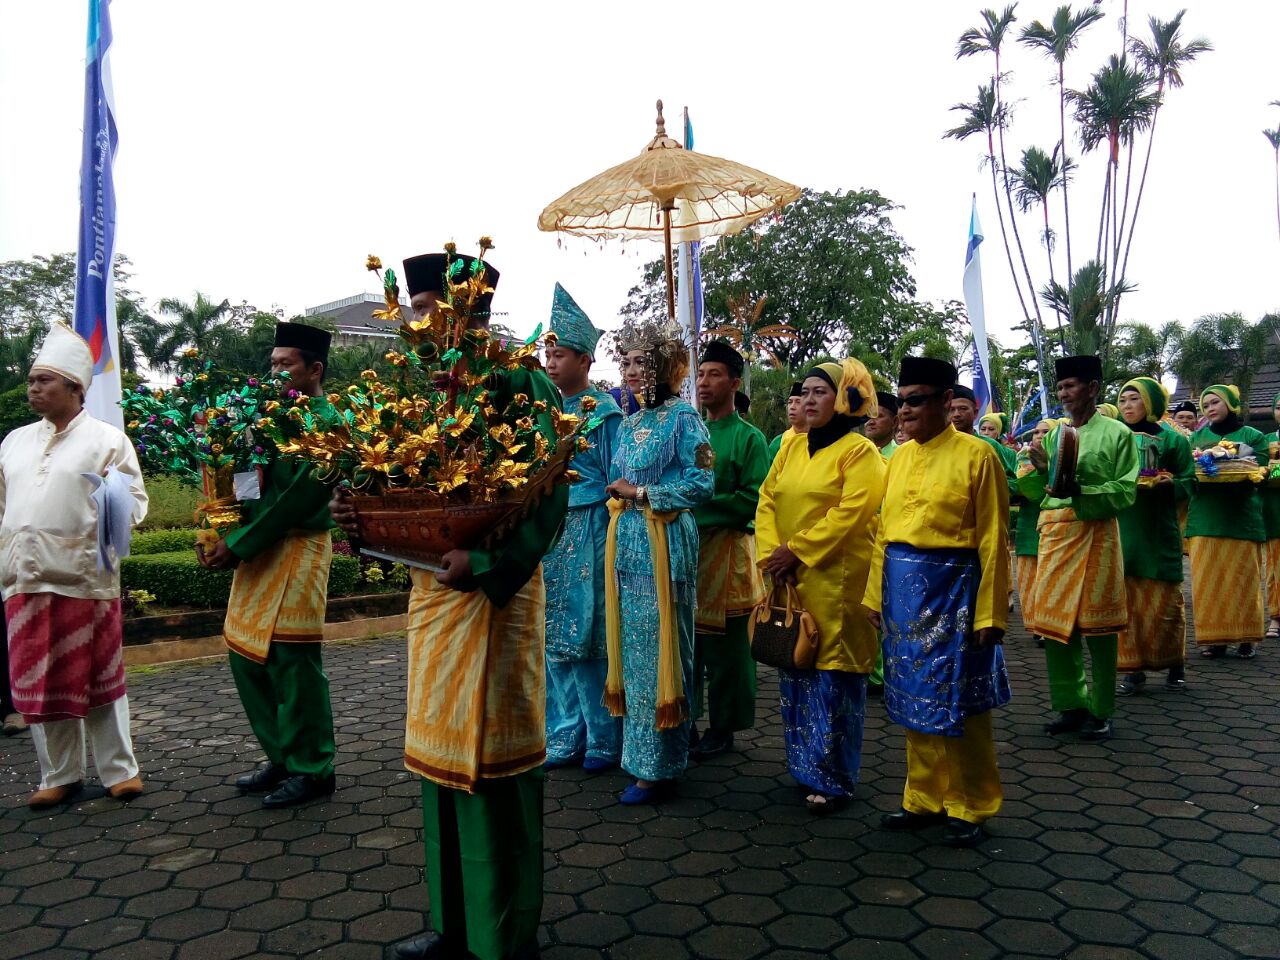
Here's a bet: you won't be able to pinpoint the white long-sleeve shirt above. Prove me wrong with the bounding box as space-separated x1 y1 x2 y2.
0 410 148 601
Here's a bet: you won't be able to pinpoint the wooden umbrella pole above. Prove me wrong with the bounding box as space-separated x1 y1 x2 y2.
662 207 676 319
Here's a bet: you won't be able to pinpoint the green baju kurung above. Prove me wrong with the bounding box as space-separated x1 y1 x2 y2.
692 412 769 733
225 397 337 779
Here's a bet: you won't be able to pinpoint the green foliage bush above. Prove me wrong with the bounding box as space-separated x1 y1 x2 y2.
0 383 37 445
140 475 201 530
121 551 360 608
131 528 199 555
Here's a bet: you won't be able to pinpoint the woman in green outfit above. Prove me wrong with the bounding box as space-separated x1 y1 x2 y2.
1262 393 1280 642
1186 385 1267 659
1115 378 1196 694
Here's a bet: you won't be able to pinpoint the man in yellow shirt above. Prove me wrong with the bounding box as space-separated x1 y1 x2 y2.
863 356 1010 847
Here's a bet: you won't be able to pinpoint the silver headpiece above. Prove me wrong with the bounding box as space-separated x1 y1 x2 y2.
610 314 689 411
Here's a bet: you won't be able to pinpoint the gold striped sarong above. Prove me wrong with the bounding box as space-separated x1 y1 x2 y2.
1188 537 1265 645
404 568 545 793
694 528 766 634
1027 508 1127 644
224 530 332 664
1267 539 1280 619
1118 577 1185 671
1015 555 1038 628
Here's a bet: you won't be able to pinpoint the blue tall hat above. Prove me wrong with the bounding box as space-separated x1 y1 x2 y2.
548 283 603 358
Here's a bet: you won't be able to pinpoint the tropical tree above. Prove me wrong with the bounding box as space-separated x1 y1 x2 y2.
1119 11 1212 299
1107 319 1183 388
1019 3 1107 280
1039 259 1133 357
1265 125 1280 249
153 292 235 372
1009 145 1075 347
1173 313 1280 409
702 294 797 392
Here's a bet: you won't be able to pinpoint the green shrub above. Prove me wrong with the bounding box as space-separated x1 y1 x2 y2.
131 528 199 555
121 551 362 607
140 475 201 530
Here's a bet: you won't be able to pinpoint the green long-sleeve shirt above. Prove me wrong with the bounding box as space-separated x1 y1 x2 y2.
1263 431 1280 540
1185 424 1268 542
226 395 336 562
1117 424 1196 582
1018 412 1140 521
694 412 769 533
468 367 570 607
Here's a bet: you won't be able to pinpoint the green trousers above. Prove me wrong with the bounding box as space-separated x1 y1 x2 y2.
1044 633 1118 720
229 644 335 778
692 615 757 732
421 769 543 960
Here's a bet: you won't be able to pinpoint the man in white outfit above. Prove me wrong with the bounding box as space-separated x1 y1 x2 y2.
0 323 149 808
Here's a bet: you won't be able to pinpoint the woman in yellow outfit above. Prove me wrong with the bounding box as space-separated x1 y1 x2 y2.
755 358 886 813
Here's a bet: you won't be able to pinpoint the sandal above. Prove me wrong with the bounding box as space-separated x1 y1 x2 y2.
1200 646 1227 658
1267 619 1280 640
1116 672 1146 697
805 793 845 816
1237 643 1257 659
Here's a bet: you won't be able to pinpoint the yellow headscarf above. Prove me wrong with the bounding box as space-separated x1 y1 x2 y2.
1098 402 1119 419
811 358 877 418
1201 384 1241 414
1120 376 1168 423
980 411 1010 436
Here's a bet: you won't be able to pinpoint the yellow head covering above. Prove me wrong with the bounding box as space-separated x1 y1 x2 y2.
1098 402 1119 419
1201 384 1241 414
811 359 877 418
980 411 1010 436
1120 376 1168 423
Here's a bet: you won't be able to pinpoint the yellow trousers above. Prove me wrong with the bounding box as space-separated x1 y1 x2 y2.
903 711 1002 824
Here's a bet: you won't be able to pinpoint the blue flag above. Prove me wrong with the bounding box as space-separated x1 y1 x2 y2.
73 0 123 429
962 195 995 418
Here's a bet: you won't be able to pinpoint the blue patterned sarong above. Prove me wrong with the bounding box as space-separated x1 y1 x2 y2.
882 543 1011 737
779 669 867 797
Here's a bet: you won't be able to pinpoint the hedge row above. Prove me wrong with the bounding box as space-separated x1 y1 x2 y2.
133 527 345 556
121 551 360 608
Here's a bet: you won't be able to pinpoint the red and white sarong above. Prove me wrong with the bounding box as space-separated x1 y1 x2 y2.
4 593 125 723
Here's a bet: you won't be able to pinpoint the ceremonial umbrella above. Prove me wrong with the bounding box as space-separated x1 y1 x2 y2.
537 101 802 321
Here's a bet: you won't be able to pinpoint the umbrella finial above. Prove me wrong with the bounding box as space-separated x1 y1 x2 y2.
655 100 666 138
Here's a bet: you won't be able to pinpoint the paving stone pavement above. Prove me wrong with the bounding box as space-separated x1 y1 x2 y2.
2 603 1279 960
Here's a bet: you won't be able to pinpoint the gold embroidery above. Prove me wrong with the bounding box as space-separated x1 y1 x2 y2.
696 443 715 470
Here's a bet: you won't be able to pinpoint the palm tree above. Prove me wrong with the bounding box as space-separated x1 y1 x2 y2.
703 293 797 392
1067 55 1160 352
155 293 234 371
1039 259 1133 357
1010 145 1075 347
1118 11 1212 301
1265 127 1280 249
1019 4 1107 281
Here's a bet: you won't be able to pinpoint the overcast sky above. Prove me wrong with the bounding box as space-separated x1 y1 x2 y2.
1 1 1276 375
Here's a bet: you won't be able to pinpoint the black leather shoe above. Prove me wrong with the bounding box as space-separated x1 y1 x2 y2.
1080 715 1113 742
689 729 734 758
1045 708 1090 736
393 932 462 960
262 772 336 809
941 817 985 847
880 808 946 830
235 762 288 792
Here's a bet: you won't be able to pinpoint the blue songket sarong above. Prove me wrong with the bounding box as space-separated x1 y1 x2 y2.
779 669 867 797
881 543 1011 737
544 389 623 764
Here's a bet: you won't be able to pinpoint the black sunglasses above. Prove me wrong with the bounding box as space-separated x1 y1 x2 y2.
895 389 947 408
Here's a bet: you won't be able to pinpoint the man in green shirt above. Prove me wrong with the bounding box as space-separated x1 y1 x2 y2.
201 322 338 809
691 341 769 758
767 381 805 460
1022 355 1139 743
864 390 899 459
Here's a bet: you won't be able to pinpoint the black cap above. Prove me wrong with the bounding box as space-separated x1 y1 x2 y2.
875 390 899 415
274 322 330 360
898 355 957 389
402 253 500 312
701 339 745 378
734 391 751 415
788 381 803 398
951 384 977 404
1055 354 1103 383
1172 400 1198 415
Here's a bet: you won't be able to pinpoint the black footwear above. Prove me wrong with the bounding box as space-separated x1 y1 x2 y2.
688 724 701 751
510 943 540 960
1237 643 1257 659
866 683 884 700
262 772 336 809
235 762 288 792
880 808 946 831
1080 715 1113 742
689 729 734 758
1035 635 1045 648
1045 708 1090 736
1116 672 1146 697
393 932 462 960
940 817 985 847
1166 664 1186 689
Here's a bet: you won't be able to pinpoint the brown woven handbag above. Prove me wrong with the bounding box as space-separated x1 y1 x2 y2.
748 582 820 671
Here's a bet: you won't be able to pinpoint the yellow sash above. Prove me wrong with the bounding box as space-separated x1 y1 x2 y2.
1028 508 1126 643
604 498 687 730
223 531 332 664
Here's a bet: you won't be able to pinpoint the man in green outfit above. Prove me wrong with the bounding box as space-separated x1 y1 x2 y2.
767 381 805 460
201 322 338 809
1022 355 1139 743
690 340 769 758
865 390 899 458
333 251 567 960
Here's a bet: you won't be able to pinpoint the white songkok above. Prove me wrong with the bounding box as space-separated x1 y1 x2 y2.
31 323 94 391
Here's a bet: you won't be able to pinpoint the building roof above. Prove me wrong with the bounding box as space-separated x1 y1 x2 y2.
1167 361 1280 422
305 293 411 339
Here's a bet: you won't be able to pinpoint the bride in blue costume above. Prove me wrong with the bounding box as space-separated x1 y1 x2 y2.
603 315 715 805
